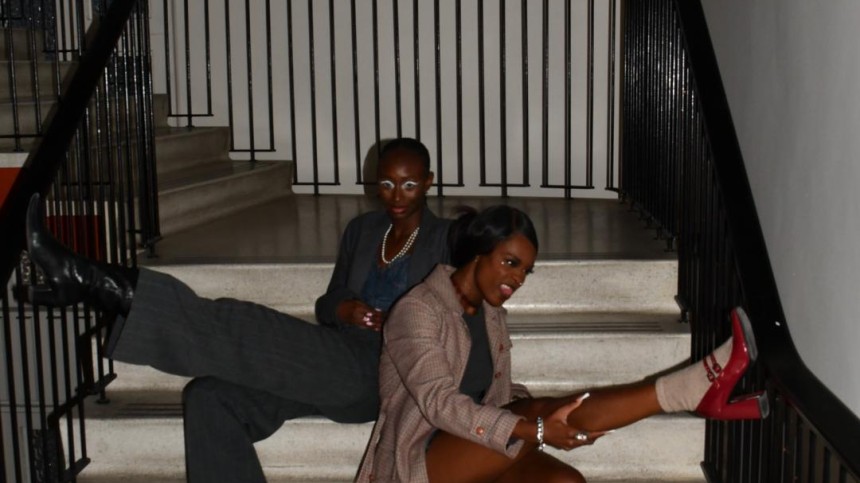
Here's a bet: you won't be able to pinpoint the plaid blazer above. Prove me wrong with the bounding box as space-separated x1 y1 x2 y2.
356 265 530 482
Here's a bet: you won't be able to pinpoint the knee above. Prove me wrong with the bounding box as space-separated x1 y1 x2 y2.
544 466 586 483
182 376 221 409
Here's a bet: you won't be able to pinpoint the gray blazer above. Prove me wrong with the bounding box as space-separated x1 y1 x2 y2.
315 205 451 328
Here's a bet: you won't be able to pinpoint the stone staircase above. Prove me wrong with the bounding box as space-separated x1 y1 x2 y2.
150 95 294 236
0 27 294 236
2 24 705 483
72 257 706 482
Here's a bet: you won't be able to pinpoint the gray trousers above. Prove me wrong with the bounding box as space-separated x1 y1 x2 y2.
108 269 381 482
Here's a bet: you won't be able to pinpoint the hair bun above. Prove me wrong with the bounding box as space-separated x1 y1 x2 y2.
448 205 538 268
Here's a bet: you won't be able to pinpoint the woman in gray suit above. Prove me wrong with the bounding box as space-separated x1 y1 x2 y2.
24 138 451 483
358 205 767 482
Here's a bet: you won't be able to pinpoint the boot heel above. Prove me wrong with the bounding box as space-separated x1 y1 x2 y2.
733 307 758 363
699 391 769 420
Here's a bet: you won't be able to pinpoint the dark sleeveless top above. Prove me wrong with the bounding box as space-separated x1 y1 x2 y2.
459 306 494 404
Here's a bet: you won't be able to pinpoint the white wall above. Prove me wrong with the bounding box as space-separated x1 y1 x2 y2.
701 1 860 416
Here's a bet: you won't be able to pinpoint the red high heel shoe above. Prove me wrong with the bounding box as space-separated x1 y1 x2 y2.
695 307 770 420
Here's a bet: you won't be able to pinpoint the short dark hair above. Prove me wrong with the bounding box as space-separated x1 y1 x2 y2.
379 137 431 173
448 205 539 268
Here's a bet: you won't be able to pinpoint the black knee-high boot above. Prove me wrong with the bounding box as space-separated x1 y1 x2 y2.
25 193 137 316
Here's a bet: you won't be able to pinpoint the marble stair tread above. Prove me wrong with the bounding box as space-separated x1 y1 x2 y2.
79 478 704 483
0 98 56 134
139 260 679 317
144 195 678 264
157 159 287 192
98 316 689 397
74 409 704 483
156 161 293 236
0 29 46 60
0 60 65 102
153 126 232 176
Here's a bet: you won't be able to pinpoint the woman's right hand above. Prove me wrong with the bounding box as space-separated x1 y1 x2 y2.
336 300 386 331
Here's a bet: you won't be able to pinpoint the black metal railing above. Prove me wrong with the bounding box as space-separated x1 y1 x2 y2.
154 0 623 196
620 0 860 481
0 0 157 480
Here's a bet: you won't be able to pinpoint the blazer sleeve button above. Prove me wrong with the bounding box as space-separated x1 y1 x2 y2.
475 426 485 436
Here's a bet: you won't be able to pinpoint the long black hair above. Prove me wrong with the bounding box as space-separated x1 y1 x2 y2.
448 205 539 268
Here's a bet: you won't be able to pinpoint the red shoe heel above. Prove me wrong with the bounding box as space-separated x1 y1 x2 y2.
695 307 769 420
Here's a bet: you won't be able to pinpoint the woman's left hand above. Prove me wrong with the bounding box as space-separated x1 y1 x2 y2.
542 396 608 451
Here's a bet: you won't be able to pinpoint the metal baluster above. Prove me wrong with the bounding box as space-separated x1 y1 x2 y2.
433 0 442 195
328 0 339 184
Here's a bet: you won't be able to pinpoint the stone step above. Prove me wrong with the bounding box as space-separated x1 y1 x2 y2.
154 126 232 177
153 94 170 129
0 98 53 136
79 478 703 483
157 160 294 236
0 95 151 151
0 28 46 61
0 60 68 102
78 239 690 480
143 260 679 317
75 399 704 482
103 259 684 399
103 316 689 398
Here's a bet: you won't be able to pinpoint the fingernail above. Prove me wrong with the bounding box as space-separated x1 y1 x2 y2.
366 312 373 317
605 429 616 434
365 321 373 326
579 392 591 401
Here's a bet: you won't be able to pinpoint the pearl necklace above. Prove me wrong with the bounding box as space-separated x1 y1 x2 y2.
381 224 420 264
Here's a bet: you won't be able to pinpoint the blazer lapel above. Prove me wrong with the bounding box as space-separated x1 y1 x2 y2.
353 213 388 289
484 305 506 372
407 205 441 285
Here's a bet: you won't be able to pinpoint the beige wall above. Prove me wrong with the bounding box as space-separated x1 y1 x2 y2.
701 0 860 415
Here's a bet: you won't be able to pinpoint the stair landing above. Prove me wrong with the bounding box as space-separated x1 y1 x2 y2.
146 195 676 264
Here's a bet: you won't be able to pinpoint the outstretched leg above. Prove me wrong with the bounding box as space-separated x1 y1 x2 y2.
183 376 320 483
26 193 381 409
111 268 381 408
425 307 767 482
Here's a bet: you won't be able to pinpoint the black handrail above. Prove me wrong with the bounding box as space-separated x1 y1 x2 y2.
674 0 860 476
0 0 139 285
620 0 860 480
1 0 151 479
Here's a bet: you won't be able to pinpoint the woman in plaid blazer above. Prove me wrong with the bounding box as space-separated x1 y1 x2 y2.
357 205 767 482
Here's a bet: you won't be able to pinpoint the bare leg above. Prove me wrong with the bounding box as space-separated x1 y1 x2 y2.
557 381 663 432
426 311 767 481
495 451 585 483
425 382 662 482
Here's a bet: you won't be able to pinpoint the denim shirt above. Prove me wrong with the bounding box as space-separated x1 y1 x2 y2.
360 255 412 312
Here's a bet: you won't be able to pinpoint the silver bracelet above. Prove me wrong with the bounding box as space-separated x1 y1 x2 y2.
536 416 545 452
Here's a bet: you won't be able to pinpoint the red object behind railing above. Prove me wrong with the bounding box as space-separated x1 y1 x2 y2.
44 213 105 262
0 167 20 208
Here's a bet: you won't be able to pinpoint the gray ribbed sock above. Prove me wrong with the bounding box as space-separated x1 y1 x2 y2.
655 337 733 413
